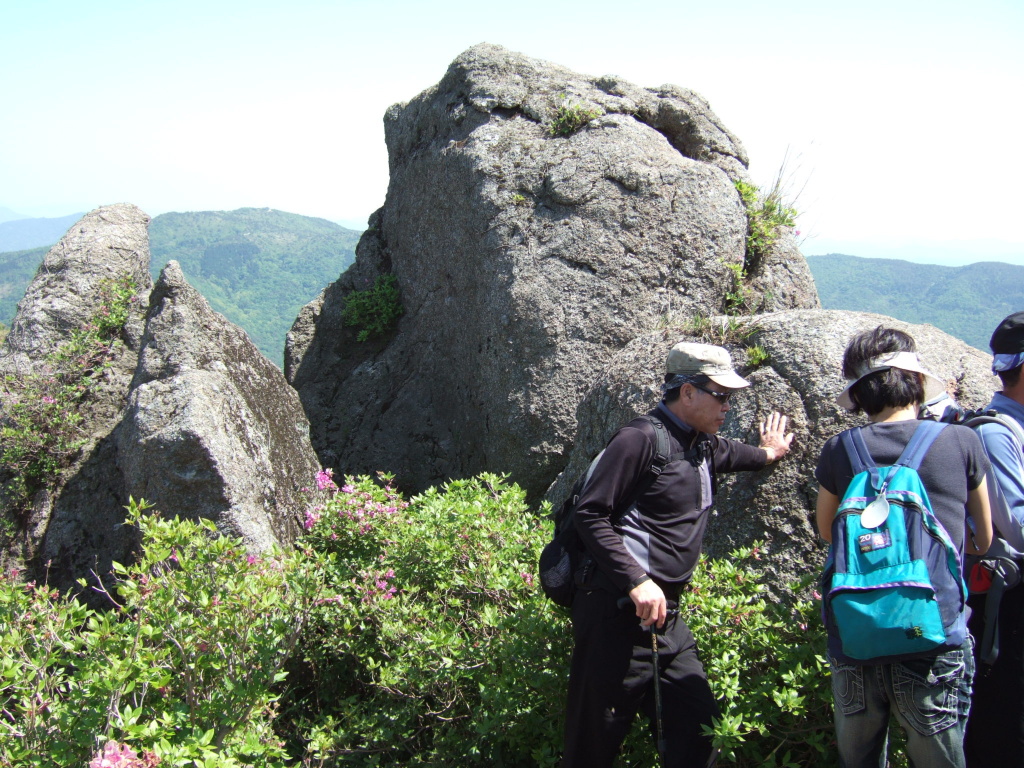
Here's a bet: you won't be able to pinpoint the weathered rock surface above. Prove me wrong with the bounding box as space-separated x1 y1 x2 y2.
546 310 999 589
0 204 153 587
118 261 321 550
287 43 820 500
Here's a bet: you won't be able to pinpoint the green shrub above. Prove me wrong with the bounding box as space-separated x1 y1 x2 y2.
286 473 572 766
0 499 318 767
549 98 602 137
1 472 843 766
341 274 403 342
686 546 835 766
286 474 837 766
0 273 137 514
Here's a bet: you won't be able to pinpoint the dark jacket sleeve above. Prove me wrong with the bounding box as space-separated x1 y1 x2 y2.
711 434 769 473
573 425 653 591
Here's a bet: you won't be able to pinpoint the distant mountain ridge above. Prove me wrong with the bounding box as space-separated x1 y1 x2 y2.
806 253 1024 350
0 208 360 365
0 213 85 251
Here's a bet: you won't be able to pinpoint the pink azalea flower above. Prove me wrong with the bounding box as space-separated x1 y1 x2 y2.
316 468 338 491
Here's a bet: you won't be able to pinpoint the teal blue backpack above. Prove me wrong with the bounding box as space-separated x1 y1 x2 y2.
821 420 968 663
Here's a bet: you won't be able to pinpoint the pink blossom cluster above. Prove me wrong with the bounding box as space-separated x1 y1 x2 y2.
316 468 338 491
87 741 160 768
361 568 398 603
304 506 323 530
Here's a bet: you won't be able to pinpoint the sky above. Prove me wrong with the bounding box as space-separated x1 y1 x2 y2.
2 0 1022 265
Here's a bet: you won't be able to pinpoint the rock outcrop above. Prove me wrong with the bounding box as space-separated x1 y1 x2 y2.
1 209 322 592
118 261 321 550
0 204 153 587
287 43 820 500
546 310 999 588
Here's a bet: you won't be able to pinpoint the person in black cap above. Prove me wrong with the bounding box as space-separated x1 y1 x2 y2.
561 341 793 768
965 311 1024 767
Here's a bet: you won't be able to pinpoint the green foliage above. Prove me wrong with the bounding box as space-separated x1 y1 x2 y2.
2 473 846 766
734 179 798 265
549 97 602 137
287 473 571 766
0 273 137 514
686 547 835 766
722 259 752 314
0 246 48 328
745 344 769 367
341 274 403 342
0 498 318 767
806 254 1024 351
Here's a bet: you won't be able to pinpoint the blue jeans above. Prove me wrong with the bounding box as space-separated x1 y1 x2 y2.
829 637 975 768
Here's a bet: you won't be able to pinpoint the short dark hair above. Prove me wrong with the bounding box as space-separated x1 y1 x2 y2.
998 365 1023 389
663 373 708 404
842 326 924 416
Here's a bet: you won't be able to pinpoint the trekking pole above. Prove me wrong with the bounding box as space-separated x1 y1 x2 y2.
651 628 666 762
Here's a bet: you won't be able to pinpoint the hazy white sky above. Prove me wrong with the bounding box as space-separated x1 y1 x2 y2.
3 0 1022 264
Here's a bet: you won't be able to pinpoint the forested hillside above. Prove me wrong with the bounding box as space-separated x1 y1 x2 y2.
148 209 360 362
806 253 1024 350
0 246 47 327
0 209 360 365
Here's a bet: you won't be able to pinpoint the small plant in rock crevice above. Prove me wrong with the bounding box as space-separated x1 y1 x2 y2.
0 273 138 517
682 313 761 347
734 178 798 268
341 273 403 342
722 259 752 315
746 344 770 368
549 97 603 137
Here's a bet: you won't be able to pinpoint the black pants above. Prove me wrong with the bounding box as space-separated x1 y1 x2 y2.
562 587 719 768
965 584 1024 767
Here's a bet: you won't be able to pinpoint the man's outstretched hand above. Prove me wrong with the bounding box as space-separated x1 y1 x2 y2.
759 412 794 463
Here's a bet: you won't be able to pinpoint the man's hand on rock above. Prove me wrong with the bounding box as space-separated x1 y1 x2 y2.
759 411 794 463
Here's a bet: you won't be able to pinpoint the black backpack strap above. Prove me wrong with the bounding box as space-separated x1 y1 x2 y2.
609 415 676 523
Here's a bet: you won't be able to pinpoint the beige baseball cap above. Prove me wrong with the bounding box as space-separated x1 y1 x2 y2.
666 342 750 389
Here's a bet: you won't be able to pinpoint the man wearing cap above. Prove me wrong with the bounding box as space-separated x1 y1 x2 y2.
965 311 1024 767
562 342 793 768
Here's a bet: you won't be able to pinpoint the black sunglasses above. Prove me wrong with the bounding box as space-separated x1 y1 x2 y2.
690 382 733 404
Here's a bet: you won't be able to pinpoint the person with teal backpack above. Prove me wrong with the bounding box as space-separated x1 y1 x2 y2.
815 327 993 768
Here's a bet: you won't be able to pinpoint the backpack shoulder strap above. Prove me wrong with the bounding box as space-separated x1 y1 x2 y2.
838 426 876 476
895 419 947 471
611 415 675 522
968 412 1024 452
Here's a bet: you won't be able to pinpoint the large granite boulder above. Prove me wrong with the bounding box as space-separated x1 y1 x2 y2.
287 43 820 500
117 261 321 550
546 310 999 590
0 204 153 586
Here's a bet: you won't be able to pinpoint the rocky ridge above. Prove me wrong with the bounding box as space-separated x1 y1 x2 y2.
0 45 1000 596
286 43 819 501
0 206 320 592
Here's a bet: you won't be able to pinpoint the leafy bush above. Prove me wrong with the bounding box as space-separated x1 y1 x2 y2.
686 547 835 766
286 473 572 766
0 273 137 515
1 472 843 766
0 500 318 767
549 98 602 137
341 274 403 342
